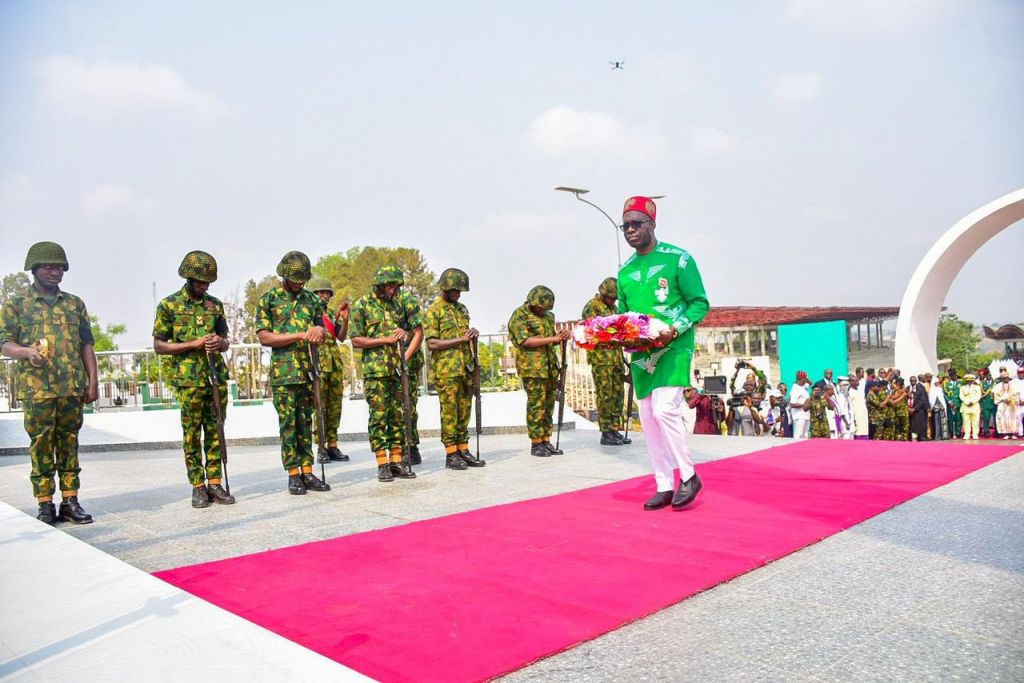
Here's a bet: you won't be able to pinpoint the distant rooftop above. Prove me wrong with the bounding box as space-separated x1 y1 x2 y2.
702 306 900 328
983 324 1024 341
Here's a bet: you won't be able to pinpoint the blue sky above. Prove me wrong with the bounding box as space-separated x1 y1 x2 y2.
1 0 1022 347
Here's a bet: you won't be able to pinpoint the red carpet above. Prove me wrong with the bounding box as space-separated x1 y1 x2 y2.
156 440 1019 682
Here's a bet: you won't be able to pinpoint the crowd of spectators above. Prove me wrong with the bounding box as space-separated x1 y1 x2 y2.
686 362 1024 441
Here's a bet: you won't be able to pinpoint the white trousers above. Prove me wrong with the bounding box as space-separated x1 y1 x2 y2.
638 386 695 492
792 417 810 439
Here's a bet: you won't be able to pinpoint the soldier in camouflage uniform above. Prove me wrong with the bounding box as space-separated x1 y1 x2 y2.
508 285 570 457
807 386 831 438
0 242 97 524
891 377 911 440
307 277 350 462
423 268 486 470
866 380 887 440
395 283 425 464
153 251 236 508
350 265 417 482
580 277 627 446
255 251 331 495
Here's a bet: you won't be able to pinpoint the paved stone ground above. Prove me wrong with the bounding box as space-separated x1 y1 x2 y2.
1 433 1020 681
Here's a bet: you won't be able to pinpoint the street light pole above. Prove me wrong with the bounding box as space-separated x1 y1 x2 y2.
555 187 665 269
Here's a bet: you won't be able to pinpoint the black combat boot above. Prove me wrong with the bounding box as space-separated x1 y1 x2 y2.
457 449 486 467
409 445 422 465
301 473 331 492
327 446 349 462
446 453 468 470
543 441 564 455
378 464 395 482
207 484 236 505
600 431 626 445
37 501 57 525
316 447 331 464
192 486 211 508
531 443 552 457
390 463 417 479
58 496 94 524
288 474 307 495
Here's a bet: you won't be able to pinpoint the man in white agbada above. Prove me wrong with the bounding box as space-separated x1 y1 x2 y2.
993 367 1020 439
1014 367 1024 436
789 371 811 439
848 375 870 439
833 377 854 439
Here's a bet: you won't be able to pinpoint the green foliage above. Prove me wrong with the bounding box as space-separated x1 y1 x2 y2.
936 313 992 374
0 272 30 308
237 275 277 343
314 246 436 309
89 315 126 352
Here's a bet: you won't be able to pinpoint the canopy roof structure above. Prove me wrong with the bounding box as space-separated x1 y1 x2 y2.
983 323 1024 341
702 306 899 328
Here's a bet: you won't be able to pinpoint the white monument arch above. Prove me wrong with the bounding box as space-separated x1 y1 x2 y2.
895 188 1024 376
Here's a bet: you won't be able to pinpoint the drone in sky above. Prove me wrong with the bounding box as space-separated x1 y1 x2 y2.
609 61 625 70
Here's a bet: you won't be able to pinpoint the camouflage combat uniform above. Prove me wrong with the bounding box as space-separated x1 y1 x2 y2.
423 295 473 451
808 395 830 438
580 286 624 433
867 389 887 440
255 282 321 473
153 284 229 486
396 288 424 447
309 288 346 447
508 287 561 444
1 282 93 500
350 290 405 466
893 391 910 441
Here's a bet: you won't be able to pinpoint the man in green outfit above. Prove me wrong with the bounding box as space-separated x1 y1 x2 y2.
508 286 570 456
979 368 996 438
395 282 425 465
423 268 486 470
307 277 350 462
153 251 236 508
1 242 97 524
581 277 628 446
944 369 963 438
255 251 331 495
350 265 417 482
617 196 710 511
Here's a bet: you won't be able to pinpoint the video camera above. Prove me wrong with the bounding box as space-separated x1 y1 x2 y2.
702 375 728 395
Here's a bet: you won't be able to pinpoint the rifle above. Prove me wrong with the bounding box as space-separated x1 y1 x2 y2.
622 359 634 444
206 351 230 495
308 344 329 482
397 341 415 470
554 338 568 452
471 336 483 462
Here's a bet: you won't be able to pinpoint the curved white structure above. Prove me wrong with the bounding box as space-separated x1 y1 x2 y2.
895 188 1024 375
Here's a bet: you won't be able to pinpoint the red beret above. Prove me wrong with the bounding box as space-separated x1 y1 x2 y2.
623 196 656 220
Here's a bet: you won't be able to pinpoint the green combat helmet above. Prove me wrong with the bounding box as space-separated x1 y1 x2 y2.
276 251 312 283
24 241 69 272
177 250 218 283
598 277 617 299
307 276 334 294
527 285 555 311
438 268 470 292
373 265 405 286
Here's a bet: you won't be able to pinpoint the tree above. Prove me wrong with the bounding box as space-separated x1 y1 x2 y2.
936 313 990 374
235 275 277 343
0 272 30 308
314 246 436 308
90 315 126 377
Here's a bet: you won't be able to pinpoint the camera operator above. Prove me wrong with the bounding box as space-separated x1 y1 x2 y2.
731 359 767 397
726 390 765 436
684 386 720 435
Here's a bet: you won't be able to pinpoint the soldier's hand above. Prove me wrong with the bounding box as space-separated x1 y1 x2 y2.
203 334 222 353
192 337 207 351
83 383 99 404
466 327 479 340
27 347 48 367
336 300 351 321
390 328 408 344
556 329 571 342
306 326 326 344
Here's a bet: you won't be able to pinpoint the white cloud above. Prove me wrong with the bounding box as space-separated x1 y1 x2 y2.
787 0 963 39
773 72 823 105
0 173 41 208
690 125 740 156
525 106 665 160
36 55 227 119
80 183 156 215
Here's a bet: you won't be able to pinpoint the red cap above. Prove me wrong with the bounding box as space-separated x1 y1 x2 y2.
623 196 657 220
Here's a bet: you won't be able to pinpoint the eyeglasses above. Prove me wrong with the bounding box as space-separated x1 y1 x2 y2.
619 219 651 232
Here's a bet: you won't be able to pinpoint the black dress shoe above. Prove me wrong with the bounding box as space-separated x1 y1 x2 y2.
600 431 626 446
544 441 564 455
390 463 417 479
378 464 395 482
643 491 673 510
301 473 331 492
671 473 703 509
446 453 468 470
288 474 307 495
59 496 94 524
208 484 236 505
409 446 422 466
531 443 552 457
327 446 349 462
458 449 486 467
37 502 57 524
